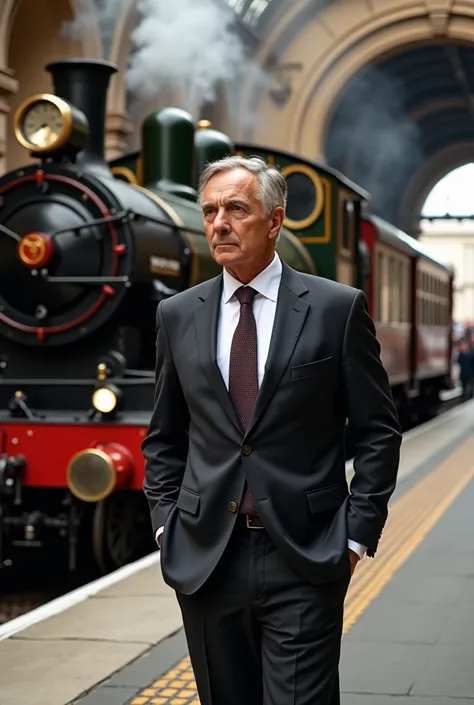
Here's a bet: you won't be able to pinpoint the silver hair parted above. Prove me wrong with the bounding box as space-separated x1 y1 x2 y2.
197 155 288 217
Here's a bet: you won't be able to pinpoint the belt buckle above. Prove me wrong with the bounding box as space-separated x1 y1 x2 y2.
245 514 264 530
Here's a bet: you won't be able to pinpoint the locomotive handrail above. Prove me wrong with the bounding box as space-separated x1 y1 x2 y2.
139 212 207 238
51 211 134 236
0 223 21 242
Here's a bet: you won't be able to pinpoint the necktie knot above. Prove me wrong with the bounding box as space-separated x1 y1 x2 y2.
235 286 256 306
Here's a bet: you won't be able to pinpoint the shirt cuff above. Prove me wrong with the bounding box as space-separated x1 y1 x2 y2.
155 526 164 543
348 539 367 559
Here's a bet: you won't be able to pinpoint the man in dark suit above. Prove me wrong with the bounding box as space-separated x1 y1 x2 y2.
142 156 401 705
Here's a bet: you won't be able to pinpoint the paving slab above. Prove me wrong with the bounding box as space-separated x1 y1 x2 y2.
0 567 184 705
73 630 188 705
0 638 148 705
97 563 172 598
11 593 182 644
341 478 474 701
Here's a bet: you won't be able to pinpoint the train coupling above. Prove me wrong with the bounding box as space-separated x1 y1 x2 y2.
0 453 26 502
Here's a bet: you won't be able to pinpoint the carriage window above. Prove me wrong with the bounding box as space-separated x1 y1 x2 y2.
398 260 404 322
340 199 354 255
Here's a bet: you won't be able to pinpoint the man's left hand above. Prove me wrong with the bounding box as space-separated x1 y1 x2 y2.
348 549 360 577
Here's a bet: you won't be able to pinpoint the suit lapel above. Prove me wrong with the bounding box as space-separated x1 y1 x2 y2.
193 275 243 433
246 263 310 435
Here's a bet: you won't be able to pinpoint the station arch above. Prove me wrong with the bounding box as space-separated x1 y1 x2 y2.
399 142 474 231
239 0 474 231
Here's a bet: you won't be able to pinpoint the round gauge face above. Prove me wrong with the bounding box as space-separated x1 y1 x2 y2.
21 101 65 149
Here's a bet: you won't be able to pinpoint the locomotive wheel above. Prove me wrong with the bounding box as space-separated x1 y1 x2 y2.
91 491 153 574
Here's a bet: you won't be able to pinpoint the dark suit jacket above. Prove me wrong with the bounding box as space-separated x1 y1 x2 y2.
142 261 402 595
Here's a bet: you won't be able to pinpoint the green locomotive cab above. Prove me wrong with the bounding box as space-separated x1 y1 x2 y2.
109 114 317 284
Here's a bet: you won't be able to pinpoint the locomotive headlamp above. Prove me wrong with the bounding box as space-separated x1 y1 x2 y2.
67 443 133 503
13 93 89 156
92 384 121 415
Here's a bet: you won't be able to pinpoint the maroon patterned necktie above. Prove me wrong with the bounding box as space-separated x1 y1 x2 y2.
229 286 258 515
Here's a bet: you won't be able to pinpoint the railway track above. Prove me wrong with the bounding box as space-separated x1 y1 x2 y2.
0 388 464 627
0 553 94 626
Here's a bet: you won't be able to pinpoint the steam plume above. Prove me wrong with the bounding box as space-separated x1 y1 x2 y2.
127 0 249 111
325 66 423 224
62 0 126 58
63 0 260 117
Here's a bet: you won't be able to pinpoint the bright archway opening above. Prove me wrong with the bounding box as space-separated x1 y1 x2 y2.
422 163 474 219
419 164 474 331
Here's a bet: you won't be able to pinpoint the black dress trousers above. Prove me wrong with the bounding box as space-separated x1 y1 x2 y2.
176 519 351 705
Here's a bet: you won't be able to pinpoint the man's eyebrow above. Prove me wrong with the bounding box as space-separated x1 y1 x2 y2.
227 198 249 207
201 197 249 210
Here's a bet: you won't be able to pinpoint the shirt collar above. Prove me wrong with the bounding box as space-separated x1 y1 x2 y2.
222 253 282 304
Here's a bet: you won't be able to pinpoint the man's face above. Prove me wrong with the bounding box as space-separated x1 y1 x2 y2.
200 168 283 274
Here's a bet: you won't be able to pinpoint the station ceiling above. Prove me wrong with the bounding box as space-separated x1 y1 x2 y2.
324 42 474 228
223 0 295 35
222 0 334 42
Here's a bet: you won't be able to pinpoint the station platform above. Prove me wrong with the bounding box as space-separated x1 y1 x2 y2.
1 400 474 705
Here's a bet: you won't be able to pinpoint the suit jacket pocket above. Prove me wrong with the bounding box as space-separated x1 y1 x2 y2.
306 482 348 514
291 356 333 381
177 486 201 515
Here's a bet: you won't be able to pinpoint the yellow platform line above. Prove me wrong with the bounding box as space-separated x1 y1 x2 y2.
130 436 474 705
343 434 474 629
344 469 472 632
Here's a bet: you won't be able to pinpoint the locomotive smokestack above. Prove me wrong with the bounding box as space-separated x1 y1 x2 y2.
46 59 117 173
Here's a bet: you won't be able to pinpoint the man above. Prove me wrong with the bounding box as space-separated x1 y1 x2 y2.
456 338 474 400
142 156 401 705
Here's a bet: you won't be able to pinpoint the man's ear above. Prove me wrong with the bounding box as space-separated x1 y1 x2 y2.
269 206 285 240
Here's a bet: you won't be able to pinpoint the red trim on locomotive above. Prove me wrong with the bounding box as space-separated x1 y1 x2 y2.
0 172 120 339
0 421 147 490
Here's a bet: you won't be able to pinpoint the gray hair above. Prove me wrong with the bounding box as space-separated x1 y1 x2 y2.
197 155 288 217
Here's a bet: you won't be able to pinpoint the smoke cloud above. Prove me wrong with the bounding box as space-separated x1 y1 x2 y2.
128 0 250 111
325 66 423 224
62 0 126 58
63 0 264 117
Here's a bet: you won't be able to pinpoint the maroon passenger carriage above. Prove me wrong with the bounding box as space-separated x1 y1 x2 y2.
361 214 454 426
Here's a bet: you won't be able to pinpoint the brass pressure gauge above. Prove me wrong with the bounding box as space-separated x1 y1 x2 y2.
13 93 89 156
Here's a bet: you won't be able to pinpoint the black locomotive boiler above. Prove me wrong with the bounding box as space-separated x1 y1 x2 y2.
0 59 314 572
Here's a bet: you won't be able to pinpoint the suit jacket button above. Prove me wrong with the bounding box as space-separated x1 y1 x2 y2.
228 501 238 513
242 444 252 456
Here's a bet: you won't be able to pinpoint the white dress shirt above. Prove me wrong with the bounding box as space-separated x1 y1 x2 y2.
156 254 366 560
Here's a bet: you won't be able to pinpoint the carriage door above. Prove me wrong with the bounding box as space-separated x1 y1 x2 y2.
336 189 356 286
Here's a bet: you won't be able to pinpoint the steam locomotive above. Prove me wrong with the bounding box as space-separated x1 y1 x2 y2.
0 59 454 574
